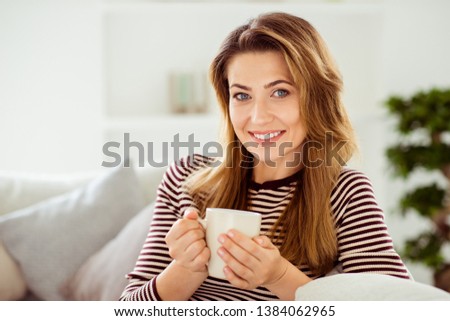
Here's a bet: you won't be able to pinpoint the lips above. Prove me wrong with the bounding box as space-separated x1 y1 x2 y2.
249 130 286 143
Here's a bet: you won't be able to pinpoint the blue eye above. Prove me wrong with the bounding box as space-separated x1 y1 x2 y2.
234 93 251 101
273 89 288 98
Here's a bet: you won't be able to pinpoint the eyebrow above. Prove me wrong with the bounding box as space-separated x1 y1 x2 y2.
229 79 294 90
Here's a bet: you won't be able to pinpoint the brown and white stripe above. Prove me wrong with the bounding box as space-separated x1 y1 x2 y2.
120 154 411 301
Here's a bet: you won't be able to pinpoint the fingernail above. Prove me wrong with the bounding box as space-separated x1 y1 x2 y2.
218 235 225 244
227 230 235 238
218 248 224 256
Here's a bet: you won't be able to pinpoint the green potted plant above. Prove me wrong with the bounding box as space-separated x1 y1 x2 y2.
384 87 450 292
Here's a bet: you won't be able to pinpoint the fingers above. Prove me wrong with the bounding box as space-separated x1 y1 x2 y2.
166 209 202 243
252 235 274 249
218 230 282 289
183 208 200 220
191 246 211 271
218 232 260 266
166 219 200 244
223 266 251 289
165 208 207 271
222 229 271 257
183 236 207 259
218 246 259 287
166 229 206 261
217 230 262 287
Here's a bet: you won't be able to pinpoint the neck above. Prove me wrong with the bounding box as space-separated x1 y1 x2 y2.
252 161 302 184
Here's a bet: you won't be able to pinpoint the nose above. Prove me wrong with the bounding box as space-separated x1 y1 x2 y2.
251 99 273 125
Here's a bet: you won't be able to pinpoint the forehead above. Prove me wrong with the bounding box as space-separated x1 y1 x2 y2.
226 51 293 83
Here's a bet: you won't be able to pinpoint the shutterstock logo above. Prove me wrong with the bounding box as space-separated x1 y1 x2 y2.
101 132 348 168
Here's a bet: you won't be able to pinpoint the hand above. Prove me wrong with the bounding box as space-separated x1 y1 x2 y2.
217 229 288 290
165 209 210 273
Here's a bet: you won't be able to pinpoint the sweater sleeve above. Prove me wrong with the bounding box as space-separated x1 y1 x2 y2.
119 156 203 301
332 169 412 280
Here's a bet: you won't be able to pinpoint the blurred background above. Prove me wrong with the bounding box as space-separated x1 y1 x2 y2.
1 0 449 286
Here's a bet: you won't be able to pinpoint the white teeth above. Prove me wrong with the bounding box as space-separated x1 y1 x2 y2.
253 131 282 140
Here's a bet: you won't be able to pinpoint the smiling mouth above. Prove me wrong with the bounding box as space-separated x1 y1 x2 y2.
249 130 286 143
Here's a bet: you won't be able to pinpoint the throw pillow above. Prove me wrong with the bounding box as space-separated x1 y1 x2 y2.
0 242 27 300
61 201 154 300
0 165 146 300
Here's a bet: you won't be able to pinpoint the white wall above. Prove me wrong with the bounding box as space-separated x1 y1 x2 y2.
0 0 103 173
383 0 450 95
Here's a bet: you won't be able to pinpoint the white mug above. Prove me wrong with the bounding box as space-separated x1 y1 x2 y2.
198 208 262 279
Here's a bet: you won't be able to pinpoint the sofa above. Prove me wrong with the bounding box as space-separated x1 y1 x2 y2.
1 164 449 301
0 164 166 301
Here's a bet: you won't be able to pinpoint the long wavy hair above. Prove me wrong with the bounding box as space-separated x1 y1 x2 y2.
185 12 356 275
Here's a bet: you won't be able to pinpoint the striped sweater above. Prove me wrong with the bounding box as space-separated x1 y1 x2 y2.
120 154 411 301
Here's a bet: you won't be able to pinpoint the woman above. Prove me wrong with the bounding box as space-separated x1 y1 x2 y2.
120 12 411 301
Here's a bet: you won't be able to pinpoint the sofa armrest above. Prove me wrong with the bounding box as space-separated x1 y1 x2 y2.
295 273 450 301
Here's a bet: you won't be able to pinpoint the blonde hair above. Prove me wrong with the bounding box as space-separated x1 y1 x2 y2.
185 12 356 275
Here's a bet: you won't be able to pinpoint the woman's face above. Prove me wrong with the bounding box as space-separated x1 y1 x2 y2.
227 51 306 168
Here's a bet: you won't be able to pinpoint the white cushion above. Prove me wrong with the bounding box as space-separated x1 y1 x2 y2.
295 273 450 301
0 166 147 300
61 202 154 300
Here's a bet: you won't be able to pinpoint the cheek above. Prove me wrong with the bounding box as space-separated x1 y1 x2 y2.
284 111 306 141
229 107 247 132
